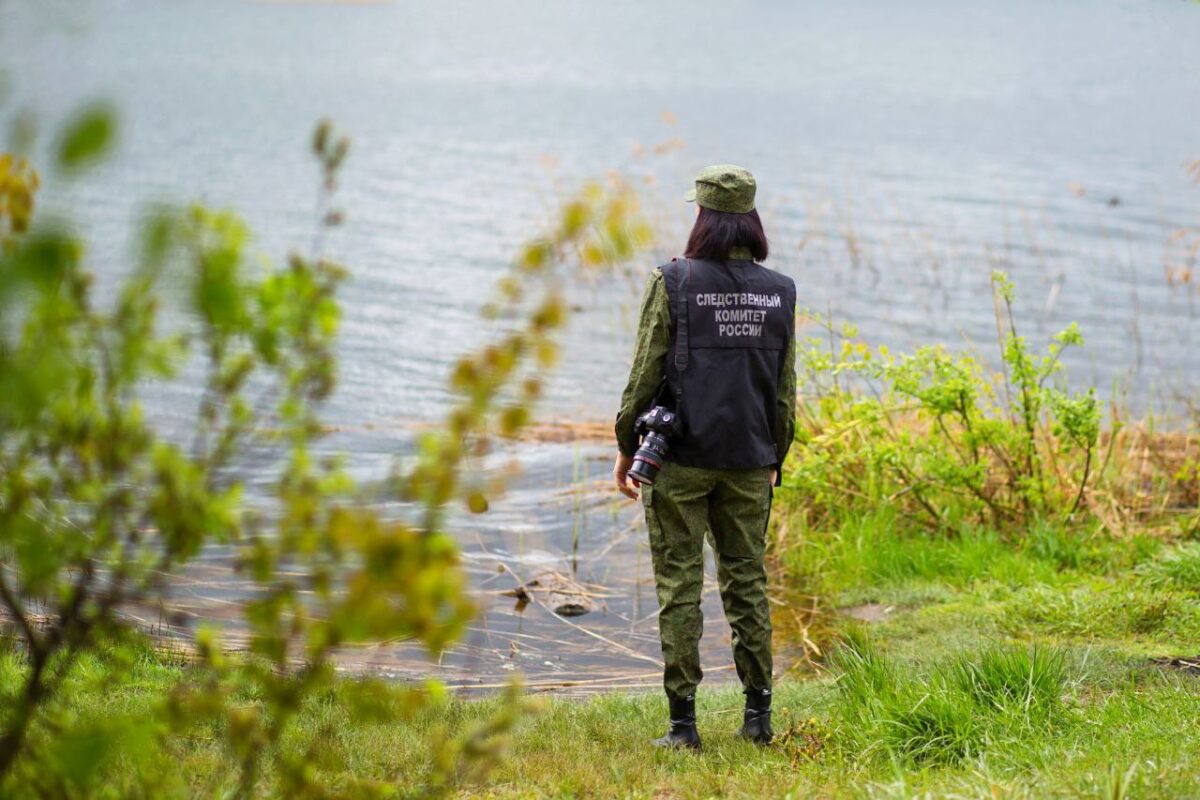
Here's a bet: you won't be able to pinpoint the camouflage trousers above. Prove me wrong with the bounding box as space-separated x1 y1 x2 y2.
641 462 774 701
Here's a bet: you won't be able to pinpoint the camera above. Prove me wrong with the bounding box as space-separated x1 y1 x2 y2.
629 405 682 486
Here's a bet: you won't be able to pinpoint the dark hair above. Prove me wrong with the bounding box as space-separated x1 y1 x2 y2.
684 206 770 262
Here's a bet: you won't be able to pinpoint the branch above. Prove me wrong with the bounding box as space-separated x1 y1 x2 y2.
1068 445 1093 518
0 567 41 656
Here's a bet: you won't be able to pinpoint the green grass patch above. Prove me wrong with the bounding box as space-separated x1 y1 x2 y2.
829 630 1069 768
774 508 1163 606
1136 541 1200 589
6 622 1200 797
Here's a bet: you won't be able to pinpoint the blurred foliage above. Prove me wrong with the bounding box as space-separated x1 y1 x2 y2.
54 102 115 176
0 105 651 797
783 271 1198 536
0 153 38 246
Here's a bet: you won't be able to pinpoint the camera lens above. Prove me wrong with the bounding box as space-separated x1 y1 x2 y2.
629 431 670 486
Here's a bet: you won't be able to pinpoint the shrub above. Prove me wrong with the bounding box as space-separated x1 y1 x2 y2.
0 106 651 796
783 272 1199 536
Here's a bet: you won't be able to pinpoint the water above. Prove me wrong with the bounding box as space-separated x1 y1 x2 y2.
3 0 1199 690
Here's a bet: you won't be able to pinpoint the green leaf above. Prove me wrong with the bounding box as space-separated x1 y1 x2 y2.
56 103 117 174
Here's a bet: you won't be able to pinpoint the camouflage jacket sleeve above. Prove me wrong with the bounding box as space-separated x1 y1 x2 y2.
773 323 797 485
615 268 670 457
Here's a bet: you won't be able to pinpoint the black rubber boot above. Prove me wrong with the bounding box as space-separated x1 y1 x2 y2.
652 694 701 750
738 687 773 745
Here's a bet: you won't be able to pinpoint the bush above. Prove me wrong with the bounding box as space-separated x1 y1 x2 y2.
782 271 1200 536
0 106 651 796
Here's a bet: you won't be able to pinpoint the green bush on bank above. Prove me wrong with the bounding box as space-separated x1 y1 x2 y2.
779 272 1198 539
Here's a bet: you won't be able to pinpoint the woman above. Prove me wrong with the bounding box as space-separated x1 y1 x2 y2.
613 164 797 750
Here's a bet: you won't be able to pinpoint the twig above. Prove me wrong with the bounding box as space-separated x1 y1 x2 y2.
1069 445 1094 517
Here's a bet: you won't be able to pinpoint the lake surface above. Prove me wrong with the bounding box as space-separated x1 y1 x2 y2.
3 0 1199 690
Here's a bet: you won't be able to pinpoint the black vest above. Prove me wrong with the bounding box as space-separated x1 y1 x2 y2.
660 257 796 470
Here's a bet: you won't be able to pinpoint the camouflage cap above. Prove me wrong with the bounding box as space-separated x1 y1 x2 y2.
684 164 756 214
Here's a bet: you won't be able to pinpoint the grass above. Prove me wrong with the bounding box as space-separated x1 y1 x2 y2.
6 508 1200 797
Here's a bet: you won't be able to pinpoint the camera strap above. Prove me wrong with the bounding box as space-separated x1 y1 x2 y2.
673 257 691 376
